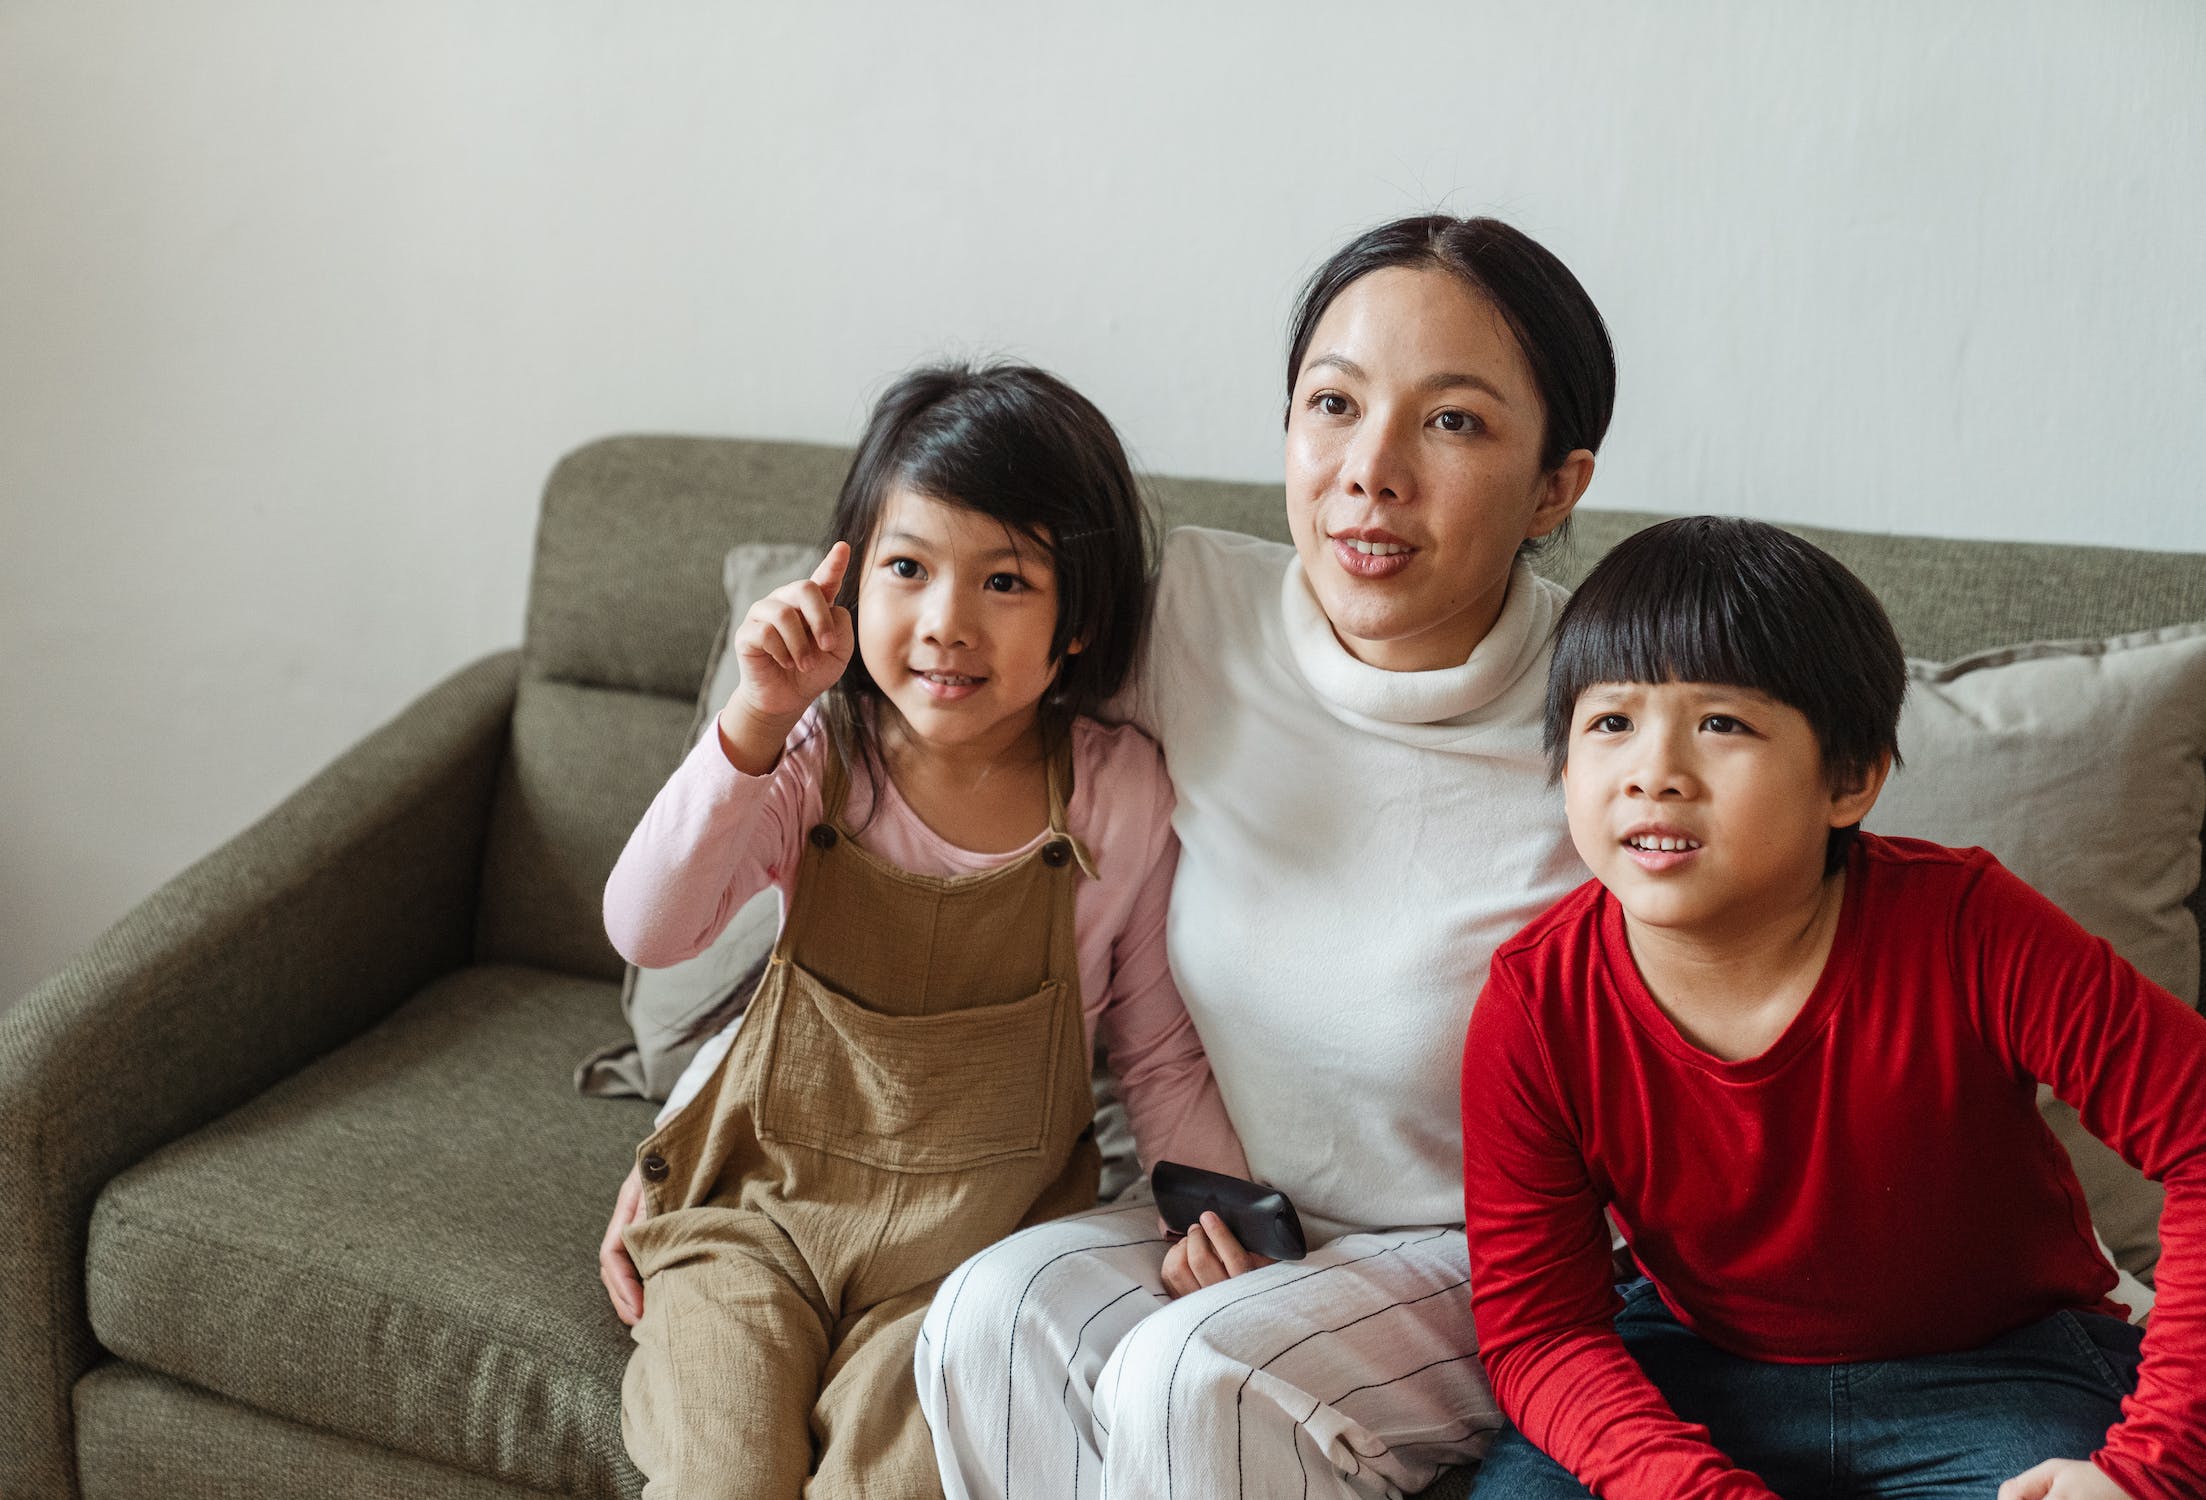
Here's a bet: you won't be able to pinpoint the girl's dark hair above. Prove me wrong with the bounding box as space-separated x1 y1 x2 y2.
1284 214 1616 553
1543 516 1906 874
819 361 1156 792
681 361 1155 1047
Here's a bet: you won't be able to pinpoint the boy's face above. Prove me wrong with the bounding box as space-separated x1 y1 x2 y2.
1561 681 1885 943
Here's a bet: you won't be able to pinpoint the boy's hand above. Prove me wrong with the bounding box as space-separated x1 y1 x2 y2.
719 544 856 773
1161 1211 1276 1298
1999 1459 2135 1500
598 1163 650 1327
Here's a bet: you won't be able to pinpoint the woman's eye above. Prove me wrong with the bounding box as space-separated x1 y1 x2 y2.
1701 715 1745 734
983 573 1026 594
1314 392 1352 418
1590 714 1631 734
887 557 923 580
1432 409 1481 434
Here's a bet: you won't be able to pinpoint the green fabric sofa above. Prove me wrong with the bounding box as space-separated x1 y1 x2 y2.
7 435 2203 1500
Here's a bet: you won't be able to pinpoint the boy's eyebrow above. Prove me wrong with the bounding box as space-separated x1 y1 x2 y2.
1304 353 1508 405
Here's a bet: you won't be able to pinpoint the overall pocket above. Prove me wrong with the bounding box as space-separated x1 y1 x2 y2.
756 965 1068 1173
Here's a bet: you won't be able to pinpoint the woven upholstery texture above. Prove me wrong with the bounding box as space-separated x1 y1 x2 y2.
476 679 694 981
0 651 519 1500
75 1363 557 1500
85 965 653 1498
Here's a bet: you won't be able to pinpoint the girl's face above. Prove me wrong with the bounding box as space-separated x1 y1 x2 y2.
856 487 1072 761
1285 265 1593 672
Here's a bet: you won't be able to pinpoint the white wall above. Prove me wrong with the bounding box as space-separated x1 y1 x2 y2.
4 0 2202 1010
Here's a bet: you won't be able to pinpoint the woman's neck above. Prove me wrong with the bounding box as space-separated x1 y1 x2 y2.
1621 870 1849 1064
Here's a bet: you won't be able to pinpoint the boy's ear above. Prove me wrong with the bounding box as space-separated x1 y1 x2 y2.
1826 752 1893 829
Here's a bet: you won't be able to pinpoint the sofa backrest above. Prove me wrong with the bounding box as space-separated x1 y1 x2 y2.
476 435 2206 996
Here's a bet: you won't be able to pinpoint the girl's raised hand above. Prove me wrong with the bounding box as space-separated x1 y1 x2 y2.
719 543 856 772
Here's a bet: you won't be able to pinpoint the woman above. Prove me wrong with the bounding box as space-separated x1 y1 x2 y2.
916 214 1615 1499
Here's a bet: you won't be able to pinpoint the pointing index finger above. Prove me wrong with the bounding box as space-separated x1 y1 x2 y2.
811 541 851 595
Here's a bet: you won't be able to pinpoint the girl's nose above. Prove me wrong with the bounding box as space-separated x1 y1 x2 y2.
918 587 974 649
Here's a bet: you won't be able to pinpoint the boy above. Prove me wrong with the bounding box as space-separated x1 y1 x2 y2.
1460 518 2205 1500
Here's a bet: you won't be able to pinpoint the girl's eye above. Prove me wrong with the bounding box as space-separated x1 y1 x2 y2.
983 572 1026 594
887 558 923 580
1701 715 1746 734
1589 714 1631 734
1432 409 1481 434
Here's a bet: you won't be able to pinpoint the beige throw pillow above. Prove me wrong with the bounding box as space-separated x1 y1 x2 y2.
1865 621 2206 1284
576 543 820 1101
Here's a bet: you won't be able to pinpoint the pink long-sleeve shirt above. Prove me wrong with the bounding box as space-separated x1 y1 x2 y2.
604 713 1249 1180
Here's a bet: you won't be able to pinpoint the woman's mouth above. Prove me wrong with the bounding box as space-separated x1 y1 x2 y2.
1330 530 1417 579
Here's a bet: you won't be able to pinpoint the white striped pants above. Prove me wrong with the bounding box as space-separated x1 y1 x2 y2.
915 1200 1501 1500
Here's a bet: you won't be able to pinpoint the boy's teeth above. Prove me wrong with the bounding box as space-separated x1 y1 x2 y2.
1344 538 1410 556
1628 835 1702 852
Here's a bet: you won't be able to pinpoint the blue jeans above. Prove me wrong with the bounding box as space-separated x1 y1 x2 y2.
1472 1279 2142 1499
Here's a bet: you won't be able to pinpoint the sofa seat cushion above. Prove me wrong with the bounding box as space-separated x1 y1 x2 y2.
85 965 656 1499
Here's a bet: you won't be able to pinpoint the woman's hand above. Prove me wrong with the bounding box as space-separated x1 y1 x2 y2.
1161 1211 1276 1298
599 1163 650 1327
1999 1459 2135 1500
718 543 857 773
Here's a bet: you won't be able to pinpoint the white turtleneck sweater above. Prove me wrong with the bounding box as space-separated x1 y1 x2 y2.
1133 527 1587 1240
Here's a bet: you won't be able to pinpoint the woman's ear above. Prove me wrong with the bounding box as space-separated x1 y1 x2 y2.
1528 450 1596 539
1064 637 1086 655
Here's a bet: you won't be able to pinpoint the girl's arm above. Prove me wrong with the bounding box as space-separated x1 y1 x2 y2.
1963 858 2206 1500
1461 967 1778 1500
601 715 821 969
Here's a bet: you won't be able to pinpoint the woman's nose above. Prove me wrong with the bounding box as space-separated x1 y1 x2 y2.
1339 409 1415 504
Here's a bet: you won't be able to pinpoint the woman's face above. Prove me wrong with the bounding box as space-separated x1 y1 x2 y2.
1285 265 1593 672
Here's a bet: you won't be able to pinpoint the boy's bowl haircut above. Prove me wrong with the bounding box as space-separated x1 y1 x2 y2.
1545 516 1907 872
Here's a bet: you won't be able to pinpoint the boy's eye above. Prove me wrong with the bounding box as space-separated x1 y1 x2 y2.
983 572 1026 594
886 557 923 580
1701 715 1744 734
1589 714 1631 734
1432 409 1481 434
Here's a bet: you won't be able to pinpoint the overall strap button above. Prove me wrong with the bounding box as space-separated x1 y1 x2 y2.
1041 839 1072 868
640 1153 669 1182
808 824 839 850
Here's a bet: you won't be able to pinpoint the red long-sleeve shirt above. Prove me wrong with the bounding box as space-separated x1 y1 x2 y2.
1460 835 2206 1500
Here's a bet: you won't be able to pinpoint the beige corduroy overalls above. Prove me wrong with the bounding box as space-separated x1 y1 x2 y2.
620 736 1101 1500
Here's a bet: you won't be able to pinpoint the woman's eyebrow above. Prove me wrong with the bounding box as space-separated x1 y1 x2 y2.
1303 353 1507 405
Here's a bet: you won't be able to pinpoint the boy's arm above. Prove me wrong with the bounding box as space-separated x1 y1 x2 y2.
1461 969 1777 1500
1962 860 2206 1500
1092 746 1249 1180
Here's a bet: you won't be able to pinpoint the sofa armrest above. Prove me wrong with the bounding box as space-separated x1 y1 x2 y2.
0 649 521 1500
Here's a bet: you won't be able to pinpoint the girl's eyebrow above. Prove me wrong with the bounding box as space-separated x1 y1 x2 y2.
881 530 1027 565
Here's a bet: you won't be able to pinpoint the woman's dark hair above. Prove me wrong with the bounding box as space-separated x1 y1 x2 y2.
681 361 1156 1046
1285 215 1617 552
1543 516 1906 874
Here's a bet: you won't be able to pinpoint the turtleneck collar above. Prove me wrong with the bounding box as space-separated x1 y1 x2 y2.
1280 555 1561 729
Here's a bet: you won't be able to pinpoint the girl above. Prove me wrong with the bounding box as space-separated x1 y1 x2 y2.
596 363 1248 1499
